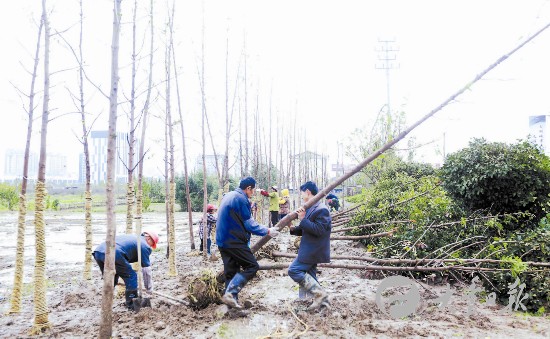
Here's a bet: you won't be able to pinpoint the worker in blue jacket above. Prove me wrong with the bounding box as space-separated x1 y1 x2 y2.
216 176 280 309
289 181 331 311
92 231 159 310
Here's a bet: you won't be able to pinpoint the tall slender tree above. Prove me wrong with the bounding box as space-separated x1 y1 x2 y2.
8 11 43 314
166 4 177 275
135 0 154 294
77 0 94 280
99 1 122 337
169 1 195 249
200 1 208 258
31 0 50 333
125 0 138 235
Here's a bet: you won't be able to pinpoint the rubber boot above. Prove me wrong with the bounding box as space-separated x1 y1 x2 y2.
221 273 247 309
299 273 328 312
125 289 138 310
298 286 312 300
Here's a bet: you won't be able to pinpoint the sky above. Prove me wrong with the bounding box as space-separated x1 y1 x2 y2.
1 0 550 181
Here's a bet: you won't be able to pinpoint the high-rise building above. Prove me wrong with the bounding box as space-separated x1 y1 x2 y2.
89 131 140 184
4 149 67 180
528 115 549 156
4 149 38 178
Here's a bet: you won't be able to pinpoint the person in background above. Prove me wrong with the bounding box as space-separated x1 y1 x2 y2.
216 177 280 309
279 188 290 220
261 185 280 226
288 181 331 311
199 204 217 255
92 231 159 310
326 193 340 212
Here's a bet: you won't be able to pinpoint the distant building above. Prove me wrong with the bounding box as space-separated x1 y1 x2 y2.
528 115 549 156
4 149 38 178
88 131 140 184
195 154 225 176
4 149 67 180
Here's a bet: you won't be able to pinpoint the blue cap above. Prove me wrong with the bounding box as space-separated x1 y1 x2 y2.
300 181 318 195
239 176 256 189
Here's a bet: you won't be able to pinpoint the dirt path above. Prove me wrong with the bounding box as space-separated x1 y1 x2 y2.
0 211 549 338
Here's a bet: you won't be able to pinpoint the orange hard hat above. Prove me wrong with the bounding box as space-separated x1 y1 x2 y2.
143 230 159 249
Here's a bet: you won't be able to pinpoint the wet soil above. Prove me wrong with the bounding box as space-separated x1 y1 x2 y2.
0 211 549 338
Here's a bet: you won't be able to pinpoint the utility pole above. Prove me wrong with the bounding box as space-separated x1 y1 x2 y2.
375 38 399 141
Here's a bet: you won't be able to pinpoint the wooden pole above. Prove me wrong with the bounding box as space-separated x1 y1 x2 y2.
249 21 550 254
258 262 510 272
270 251 550 268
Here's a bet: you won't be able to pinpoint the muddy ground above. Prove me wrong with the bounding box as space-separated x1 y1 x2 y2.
0 211 549 338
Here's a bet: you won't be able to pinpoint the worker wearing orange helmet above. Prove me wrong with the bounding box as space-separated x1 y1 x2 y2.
92 230 159 311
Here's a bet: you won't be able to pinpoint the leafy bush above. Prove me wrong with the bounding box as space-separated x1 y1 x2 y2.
440 138 550 221
345 161 549 313
175 173 217 212
0 183 19 210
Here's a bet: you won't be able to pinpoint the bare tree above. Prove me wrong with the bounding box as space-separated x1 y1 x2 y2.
125 0 138 235
77 0 94 280
169 2 195 250
99 1 122 337
166 4 177 276
31 0 51 333
8 11 43 314
200 1 208 258
135 0 155 294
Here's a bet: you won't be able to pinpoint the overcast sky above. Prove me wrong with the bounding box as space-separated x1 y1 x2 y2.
1 0 550 180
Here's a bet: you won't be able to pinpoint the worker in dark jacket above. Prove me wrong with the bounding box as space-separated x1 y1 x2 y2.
289 181 331 311
92 231 159 310
216 176 280 309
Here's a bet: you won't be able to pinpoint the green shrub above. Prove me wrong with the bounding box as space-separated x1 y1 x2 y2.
0 183 19 210
440 138 550 221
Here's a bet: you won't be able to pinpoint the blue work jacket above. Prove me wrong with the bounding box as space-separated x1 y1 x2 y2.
290 201 331 264
94 234 152 267
216 188 268 248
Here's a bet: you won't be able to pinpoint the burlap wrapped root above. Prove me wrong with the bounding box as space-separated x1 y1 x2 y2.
187 270 224 310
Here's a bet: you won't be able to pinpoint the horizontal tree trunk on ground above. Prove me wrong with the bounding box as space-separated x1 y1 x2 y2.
259 262 513 272
270 251 550 268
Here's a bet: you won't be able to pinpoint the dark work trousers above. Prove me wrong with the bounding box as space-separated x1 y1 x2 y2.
92 251 138 290
218 247 260 289
199 238 212 254
270 211 279 227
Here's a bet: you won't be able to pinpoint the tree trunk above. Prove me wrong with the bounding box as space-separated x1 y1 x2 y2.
8 12 43 314
99 1 122 337
31 1 51 333
258 262 508 273
200 2 208 258
166 7 177 276
169 5 194 250
135 0 155 296
237 20 550 269
125 0 138 235
78 0 94 281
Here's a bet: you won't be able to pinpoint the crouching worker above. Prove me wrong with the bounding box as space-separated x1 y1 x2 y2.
216 176 280 309
289 181 331 311
92 231 159 310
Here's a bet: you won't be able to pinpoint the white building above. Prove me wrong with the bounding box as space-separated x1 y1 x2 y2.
528 115 550 156
4 149 68 181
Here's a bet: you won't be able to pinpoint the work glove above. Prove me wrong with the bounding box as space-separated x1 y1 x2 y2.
142 266 153 293
260 189 269 197
268 227 280 237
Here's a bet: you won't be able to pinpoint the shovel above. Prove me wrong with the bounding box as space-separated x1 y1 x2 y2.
132 226 152 313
